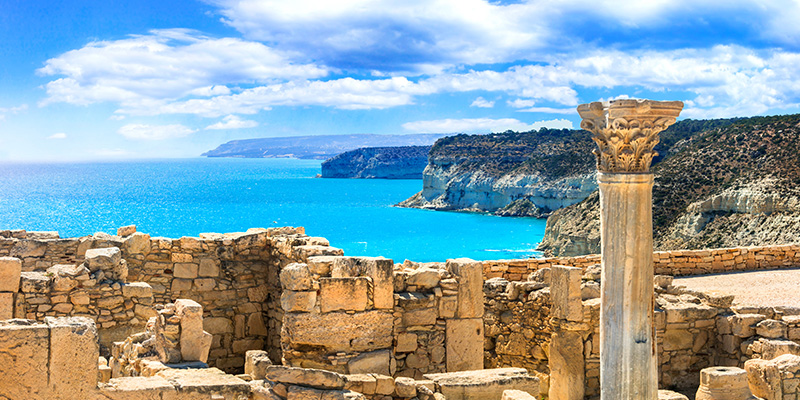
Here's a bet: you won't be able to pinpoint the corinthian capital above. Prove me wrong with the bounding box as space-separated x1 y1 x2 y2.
577 99 683 173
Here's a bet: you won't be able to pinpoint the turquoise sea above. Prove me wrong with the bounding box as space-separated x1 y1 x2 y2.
0 158 546 262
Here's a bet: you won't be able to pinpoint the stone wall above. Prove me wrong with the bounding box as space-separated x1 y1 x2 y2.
483 243 800 280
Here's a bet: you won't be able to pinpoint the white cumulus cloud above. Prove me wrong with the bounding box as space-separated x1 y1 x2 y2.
118 123 196 140
205 115 258 130
402 117 573 133
48 133 67 139
470 97 494 108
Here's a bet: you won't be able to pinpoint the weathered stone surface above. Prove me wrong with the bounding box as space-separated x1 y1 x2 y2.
0 320 50 399
173 263 198 279
156 368 250 397
695 366 756 400
759 338 800 360
283 311 393 352
407 267 441 289
198 258 220 277
424 368 540 400
502 389 538 400
0 257 22 292
359 257 394 310
250 380 283 400
730 314 766 337
281 290 317 312
319 277 369 313
287 385 366 400
85 247 122 271
394 377 417 398
245 350 273 379
122 282 152 298
374 374 395 395
347 349 391 376
123 232 151 255
306 255 338 275
0 292 13 319
99 376 178 400
551 265 583 322
20 271 50 293
756 319 788 339
344 374 377 395
281 263 312 291
446 318 483 372
46 317 99 397
204 317 234 335
175 299 212 363
402 306 438 327
447 258 484 318
265 365 346 389
663 329 694 351
396 332 418 353
549 329 584 400
117 225 137 237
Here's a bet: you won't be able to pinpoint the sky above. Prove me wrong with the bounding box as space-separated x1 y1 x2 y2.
3 0 800 161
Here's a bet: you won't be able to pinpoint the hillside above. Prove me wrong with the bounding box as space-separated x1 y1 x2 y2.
539 114 800 256
397 120 731 218
203 133 448 159
320 146 430 179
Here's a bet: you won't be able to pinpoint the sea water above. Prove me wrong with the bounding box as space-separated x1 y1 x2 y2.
0 158 547 262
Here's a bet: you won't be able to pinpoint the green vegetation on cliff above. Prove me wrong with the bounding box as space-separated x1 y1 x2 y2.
539 113 800 256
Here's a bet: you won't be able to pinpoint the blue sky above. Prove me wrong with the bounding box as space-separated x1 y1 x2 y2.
3 0 800 161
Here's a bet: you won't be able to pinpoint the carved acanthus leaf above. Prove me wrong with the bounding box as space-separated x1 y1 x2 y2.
577 99 683 173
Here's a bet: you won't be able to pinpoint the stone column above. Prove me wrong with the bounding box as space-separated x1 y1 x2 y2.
577 99 683 399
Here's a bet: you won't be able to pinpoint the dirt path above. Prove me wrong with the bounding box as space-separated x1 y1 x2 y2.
675 268 800 308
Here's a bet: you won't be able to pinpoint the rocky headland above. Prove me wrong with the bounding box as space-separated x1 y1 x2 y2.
539 114 800 256
320 146 430 179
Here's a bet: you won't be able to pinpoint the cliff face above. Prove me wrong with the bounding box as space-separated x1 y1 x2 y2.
320 146 430 179
540 114 800 256
397 129 598 217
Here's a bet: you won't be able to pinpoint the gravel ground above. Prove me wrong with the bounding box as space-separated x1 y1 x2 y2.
675 268 800 308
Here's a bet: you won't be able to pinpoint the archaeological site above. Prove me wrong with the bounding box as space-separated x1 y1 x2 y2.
3 99 800 400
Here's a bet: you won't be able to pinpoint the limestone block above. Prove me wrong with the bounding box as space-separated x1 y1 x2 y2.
731 314 767 338
194 278 216 291
549 329 585 400
307 256 339 275
319 277 369 313
345 374 378 395
447 258 484 318
198 258 220 277
99 364 112 383
20 271 50 293
175 299 212 363
665 303 719 323
281 263 312 291
502 389 538 400
395 377 417 398
757 319 788 339
45 317 99 398
424 368 540 400
362 257 394 310
759 338 800 360
695 366 757 400
156 368 251 398
247 313 269 336
0 257 22 292
347 349 391 376
117 225 137 236
396 332 418 353
281 290 317 312
173 263 198 279
439 295 457 319
403 306 438 326
745 358 781 400
122 282 153 298
0 292 13 319
245 350 273 379
283 310 393 353
99 376 178 400
407 267 441 289
85 247 122 272
663 329 695 351
265 365 346 389
373 374 395 395
204 317 234 335
287 385 366 400
581 281 601 300
123 232 151 255
250 381 283 400
0 320 50 399
446 318 483 372
551 265 583 322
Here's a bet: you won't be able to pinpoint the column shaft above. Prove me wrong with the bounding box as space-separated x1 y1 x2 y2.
598 172 657 400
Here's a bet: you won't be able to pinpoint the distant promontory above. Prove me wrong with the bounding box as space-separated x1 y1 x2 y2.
202 133 448 160
320 146 430 179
